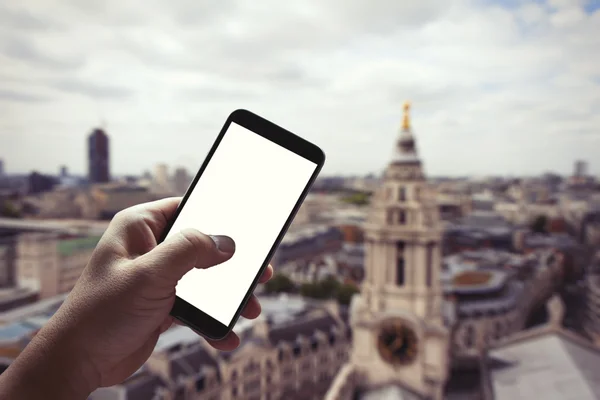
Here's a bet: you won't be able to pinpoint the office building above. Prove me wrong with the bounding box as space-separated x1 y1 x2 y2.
0 159 4 177
88 128 110 183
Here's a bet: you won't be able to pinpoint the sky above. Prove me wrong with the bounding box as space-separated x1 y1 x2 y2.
0 0 599 178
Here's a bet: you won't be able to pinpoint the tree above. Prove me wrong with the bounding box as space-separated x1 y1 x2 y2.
264 273 295 294
0 201 21 219
531 215 548 234
341 192 371 206
336 283 360 305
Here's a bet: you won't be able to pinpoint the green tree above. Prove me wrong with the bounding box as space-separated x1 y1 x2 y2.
264 273 295 294
341 192 371 206
0 201 21 219
318 275 340 296
336 283 360 305
531 215 548 234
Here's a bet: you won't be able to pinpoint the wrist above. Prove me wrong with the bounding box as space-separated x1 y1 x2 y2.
0 325 99 399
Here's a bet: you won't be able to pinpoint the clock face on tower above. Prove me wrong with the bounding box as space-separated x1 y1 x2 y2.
377 319 419 366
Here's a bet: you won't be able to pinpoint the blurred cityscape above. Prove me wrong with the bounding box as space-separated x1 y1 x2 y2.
0 100 599 400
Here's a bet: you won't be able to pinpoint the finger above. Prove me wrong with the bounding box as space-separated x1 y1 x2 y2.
159 316 174 333
241 295 261 320
258 264 274 283
135 229 235 281
204 332 240 352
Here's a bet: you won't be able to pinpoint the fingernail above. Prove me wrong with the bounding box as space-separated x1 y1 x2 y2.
210 235 235 254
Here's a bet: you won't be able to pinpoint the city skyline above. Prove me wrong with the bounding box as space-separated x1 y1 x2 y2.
1 0 599 177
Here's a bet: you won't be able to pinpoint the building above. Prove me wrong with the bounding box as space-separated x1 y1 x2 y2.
444 212 514 254
15 232 100 299
88 184 157 220
0 287 38 312
482 296 600 400
271 225 344 267
0 294 352 400
583 252 600 343
88 128 110 183
0 160 4 177
173 167 192 195
327 102 450 399
27 172 58 195
0 236 17 288
152 163 172 194
574 160 588 178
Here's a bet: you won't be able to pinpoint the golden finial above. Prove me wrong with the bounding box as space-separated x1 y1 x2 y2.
402 101 411 130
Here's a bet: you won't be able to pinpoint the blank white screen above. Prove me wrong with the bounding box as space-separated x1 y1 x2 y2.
168 122 317 326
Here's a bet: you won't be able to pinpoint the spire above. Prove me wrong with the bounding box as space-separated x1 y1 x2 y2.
402 101 411 131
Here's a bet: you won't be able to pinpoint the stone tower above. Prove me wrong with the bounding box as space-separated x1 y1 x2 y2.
348 102 450 399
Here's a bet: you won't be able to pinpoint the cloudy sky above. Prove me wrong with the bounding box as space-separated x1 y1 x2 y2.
0 0 599 178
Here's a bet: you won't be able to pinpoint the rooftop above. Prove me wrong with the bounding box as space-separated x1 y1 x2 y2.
487 329 600 399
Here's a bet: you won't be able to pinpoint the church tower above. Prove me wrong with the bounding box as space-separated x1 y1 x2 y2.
348 102 450 399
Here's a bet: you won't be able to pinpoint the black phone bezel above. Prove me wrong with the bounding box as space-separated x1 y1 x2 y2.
166 109 325 340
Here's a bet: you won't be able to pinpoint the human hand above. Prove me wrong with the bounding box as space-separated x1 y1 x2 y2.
0 197 273 399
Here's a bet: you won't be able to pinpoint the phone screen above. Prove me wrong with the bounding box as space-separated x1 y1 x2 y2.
166 122 317 326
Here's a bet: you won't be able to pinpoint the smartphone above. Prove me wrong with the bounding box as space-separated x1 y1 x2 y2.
162 109 325 340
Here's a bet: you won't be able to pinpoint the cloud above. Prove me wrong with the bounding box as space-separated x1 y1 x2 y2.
0 89 49 103
0 0 598 178
51 78 133 99
0 35 83 70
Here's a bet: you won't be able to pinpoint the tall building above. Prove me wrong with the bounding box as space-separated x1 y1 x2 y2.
152 163 172 194
173 167 192 195
88 128 110 183
574 160 588 178
0 159 4 177
59 165 68 178
327 102 450 400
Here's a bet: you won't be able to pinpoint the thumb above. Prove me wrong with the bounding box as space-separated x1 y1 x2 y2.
136 229 235 281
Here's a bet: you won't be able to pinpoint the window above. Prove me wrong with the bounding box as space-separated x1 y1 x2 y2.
398 210 406 224
399 187 406 202
387 210 393 225
195 377 205 392
329 333 336 345
293 344 302 357
426 243 434 287
396 242 405 286
494 321 502 340
465 325 475 348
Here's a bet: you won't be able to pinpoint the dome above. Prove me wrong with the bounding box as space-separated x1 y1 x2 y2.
391 101 420 164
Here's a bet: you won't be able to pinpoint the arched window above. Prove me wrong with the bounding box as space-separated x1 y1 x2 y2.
396 241 405 286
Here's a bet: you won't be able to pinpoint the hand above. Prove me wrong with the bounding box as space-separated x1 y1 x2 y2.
0 197 273 399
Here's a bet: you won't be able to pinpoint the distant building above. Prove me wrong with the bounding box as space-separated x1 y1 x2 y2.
88 184 157 220
59 166 68 178
16 232 100 299
0 160 4 177
173 167 192 195
272 225 344 267
88 128 110 183
0 236 17 288
27 172 58 195
574 160 588 178
152 163 172 194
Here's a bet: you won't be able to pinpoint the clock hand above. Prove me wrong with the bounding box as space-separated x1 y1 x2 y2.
391 336 404 350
